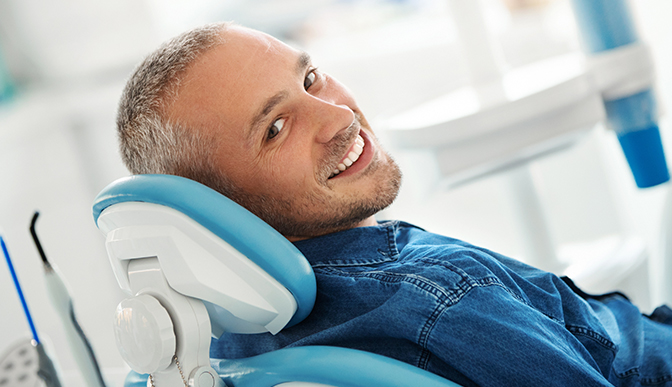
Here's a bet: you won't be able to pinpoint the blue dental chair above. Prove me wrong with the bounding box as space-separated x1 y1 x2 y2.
93 174 460 387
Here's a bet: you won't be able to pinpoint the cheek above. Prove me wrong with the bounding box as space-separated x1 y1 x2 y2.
268 141 320 188
262 143 304 184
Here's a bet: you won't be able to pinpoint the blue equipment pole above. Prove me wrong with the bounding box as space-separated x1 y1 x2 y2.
571 0 669 188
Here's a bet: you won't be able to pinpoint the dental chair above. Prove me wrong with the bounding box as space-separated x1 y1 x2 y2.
93 174 460 387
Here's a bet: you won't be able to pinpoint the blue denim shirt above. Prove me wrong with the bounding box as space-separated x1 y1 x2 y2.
211 221 672 386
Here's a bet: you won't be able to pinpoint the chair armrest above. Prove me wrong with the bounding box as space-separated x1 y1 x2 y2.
123 346 462 387
214 346 462 387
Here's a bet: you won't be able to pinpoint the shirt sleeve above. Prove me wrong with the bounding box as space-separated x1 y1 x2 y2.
425 284 615 387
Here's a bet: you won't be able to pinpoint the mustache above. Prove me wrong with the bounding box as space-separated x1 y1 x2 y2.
320 115 361 182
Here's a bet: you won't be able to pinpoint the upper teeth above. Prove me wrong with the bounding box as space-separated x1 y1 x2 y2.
332 135 365 176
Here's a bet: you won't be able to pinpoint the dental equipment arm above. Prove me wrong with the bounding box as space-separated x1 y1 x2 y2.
1 233 62 387
30 212 106 387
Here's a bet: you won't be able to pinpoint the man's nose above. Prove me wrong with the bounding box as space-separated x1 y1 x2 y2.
306 97 356 144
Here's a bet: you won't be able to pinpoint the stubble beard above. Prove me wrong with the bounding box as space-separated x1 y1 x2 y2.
229 125 402 239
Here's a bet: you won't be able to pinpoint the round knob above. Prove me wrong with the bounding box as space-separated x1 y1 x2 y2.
113 294 176 374
189 366 223 387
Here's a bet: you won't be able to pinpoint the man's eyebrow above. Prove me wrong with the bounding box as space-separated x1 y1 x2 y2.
247 52 313 142
297 51 311 73
250 91 287 133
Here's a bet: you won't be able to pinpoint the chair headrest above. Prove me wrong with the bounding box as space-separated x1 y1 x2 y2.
93 174 316 328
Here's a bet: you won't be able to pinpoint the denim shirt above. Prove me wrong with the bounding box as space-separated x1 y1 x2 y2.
210 221 672 387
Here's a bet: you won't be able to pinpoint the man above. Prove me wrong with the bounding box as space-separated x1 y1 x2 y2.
117 22 672 386
117 22 400 240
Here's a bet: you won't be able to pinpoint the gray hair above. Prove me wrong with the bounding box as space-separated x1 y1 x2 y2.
116 22 238 196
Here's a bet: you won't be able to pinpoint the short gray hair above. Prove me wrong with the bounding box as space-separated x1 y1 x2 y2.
116 22 237 195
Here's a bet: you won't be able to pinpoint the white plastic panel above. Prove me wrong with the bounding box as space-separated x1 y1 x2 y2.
97 202 297 335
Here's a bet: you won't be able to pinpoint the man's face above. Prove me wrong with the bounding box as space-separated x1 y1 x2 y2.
168 26 401 239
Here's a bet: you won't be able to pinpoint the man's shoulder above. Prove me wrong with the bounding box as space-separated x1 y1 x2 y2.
292 219 508 266
294 219 520 282
392 221 499 259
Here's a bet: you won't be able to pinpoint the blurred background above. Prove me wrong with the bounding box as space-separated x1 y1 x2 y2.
0 0 670 385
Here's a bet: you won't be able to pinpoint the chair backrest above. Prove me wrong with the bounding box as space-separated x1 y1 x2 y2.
94 174 461 387
94 174 316 335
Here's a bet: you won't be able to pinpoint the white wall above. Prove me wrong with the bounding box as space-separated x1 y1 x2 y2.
0 1 161 385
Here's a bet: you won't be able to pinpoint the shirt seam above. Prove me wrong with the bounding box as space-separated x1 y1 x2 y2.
415 256 574 329
412 253 533 307
314 266 520 371
564 325 617 351
386 221 401 260
305 222 402 267
417 277 540 368
311 256 396 268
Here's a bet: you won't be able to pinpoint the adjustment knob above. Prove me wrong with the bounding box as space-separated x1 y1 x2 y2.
190 366 225 387
113 294 176 374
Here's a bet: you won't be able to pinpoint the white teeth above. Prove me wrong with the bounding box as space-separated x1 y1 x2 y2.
329 134 366 178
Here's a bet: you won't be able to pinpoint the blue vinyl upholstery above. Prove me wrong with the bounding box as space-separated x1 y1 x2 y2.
124 346 461 387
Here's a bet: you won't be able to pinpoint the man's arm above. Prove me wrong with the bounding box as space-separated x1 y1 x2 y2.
425 285 614 387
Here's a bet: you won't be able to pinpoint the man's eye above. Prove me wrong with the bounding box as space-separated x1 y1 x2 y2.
304 69 317 90
268 118 285 139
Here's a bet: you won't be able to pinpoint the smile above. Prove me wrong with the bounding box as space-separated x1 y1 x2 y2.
330 134 365 178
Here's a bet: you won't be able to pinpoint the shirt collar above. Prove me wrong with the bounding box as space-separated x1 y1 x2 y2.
292 220 402 267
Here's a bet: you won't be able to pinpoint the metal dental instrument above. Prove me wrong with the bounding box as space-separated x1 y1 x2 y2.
30 212 107 387
1 232 62 387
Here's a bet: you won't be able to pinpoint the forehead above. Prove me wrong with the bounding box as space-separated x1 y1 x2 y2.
167 26 299 137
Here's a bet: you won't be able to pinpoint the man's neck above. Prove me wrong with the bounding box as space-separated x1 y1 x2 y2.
286 215 378 242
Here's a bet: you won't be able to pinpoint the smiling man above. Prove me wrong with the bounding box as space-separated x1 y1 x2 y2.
119 23 400 240
117 23 672 387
